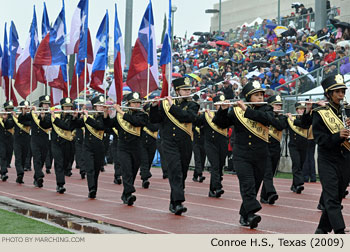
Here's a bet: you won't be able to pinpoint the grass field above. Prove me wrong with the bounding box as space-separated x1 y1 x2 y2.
0 209 73 234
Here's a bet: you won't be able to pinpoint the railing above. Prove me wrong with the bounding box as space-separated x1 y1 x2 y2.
274 55 350 99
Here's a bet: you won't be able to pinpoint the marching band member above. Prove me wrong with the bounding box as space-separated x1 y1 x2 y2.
0 101 15 181
18 95 51 188
12 101 31 184
312 74 350 234
195 94 227 197
286 102 309 194
150 77 199 215
260 95 287 204
105 92 148 205
39 97 78 194
213 81 273 229
3 101 15 170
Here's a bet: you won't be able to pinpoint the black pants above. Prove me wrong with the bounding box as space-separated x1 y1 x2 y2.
5 135 13 167
192 140 206 178
51 140 72 186
234 149 266 218
14 134 30 177
261 145 281 200
157 138 168 177
205 138 227 192
112 139 121 178
303 140 316 182
75 139 84 173
162 138 192 203
84 139 105 193
0 139 7 175
289 144 307 187
140 139 157 181
317 152 348 233
31 135 49 181
66 141 74 175
45 140 53 170
118 142 141 196
25 143 32 169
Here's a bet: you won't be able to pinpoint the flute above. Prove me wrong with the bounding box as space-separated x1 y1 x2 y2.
213 101 268 106
102 104 143 110
340 100 350 142
144 95 193 103
32 110 104 114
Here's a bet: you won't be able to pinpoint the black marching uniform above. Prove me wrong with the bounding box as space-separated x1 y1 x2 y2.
313 74 350 234
140 104 159 188
18 95 51 188
192 125 206 183
106 92 148 205
75 127 86 179
149 77 199 215
260 95 288 204
0 101 15 181
39 98 77 193
287 102 309 194
13 101 32 184
213 81 273 229
111 128 122 184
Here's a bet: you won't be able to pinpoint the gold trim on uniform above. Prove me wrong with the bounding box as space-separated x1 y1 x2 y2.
317 108 350 151
112 127 119 136
269 126 282 142
31 111 50 134
116 113 141 137
195 127 200 134
162 99 193 140
287 116 308 138
0 117 14 135
51 114 74 141
84 115 104 140
13 116 30 134
205 111 228 137
143 127 158 139
307 125 314 140
233 106 269 142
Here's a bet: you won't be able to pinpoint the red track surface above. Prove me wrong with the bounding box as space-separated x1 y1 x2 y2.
0 164 349 234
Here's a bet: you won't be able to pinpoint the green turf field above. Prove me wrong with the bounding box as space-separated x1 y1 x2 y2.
0 208 73 234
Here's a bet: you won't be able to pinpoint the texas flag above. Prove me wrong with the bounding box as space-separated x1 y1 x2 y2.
14 6 39 99
126 1 158 97
108 3 125 104
90 11 109 94
70 55 91 100
0 44 3 102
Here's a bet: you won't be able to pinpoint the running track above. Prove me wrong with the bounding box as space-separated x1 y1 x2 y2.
0 165 349 234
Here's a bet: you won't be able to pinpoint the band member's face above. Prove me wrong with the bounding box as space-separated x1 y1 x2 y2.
95 105 104 111
6 107 14 112
273 104 282 111
129 102 141 108
330 89 346 105
296 108 305 114
250 91 264 103
42 104 50 109
62 106 72 111
177 88 191 97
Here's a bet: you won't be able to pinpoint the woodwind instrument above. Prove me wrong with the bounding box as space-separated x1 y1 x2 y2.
102 104 143 110
143 95 193 103
213 101 268 106
340 100 350 142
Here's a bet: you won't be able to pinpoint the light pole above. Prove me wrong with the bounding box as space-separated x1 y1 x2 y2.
171 5 177 48
205 9 220 33
219 0 221 35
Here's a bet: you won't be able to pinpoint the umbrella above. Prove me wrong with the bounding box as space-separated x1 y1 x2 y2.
266 22 277 30
250 60 271 68
215 36 224 40
208 48 217 52
273 26 288 37
294 44 308 53
245 71 263 79
303 42 324 53
186 73 201 82
172 73 182 78
199 67 215 75
148 89 161 99
319 40 335 49
216 41 230 47
193 32 203 36
202 32 211 36
337 40 350 47
233 42 244 48
251 48 267 54
208 41 217 47
269 51 286 57
332 22 350 31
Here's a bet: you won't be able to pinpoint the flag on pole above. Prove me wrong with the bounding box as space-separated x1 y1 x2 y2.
90 11 109 93
0 44 3 100
9 21 20 79
108 3 125 104
126 1 158 97
42 2 50 39
15 6 39 99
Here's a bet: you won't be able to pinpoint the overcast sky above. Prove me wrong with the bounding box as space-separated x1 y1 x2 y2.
0 0 218 48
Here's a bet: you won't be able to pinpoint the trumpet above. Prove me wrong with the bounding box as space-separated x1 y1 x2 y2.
340 100 350 142
213 101 268 106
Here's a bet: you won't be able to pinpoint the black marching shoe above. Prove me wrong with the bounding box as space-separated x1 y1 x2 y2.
314 228 328 234
56 186 66 194
295 185 304 194
16 175 24 184
114 177 122 185
46 169 51 174
247 214 261 229
208 189 224 198
80 172 86 179
239 216 249 227
33 178 43 188
1 174 9 182
122 194 136 206
174 203 187 216
24 167 29 172
142 180 150 189
65 171 72 177
267 194 278 205
100 167 105 172
192 176 198 182
169 202 175 213
198 176 206 183
162 174 168 179
317 203 325 211
88 190 96 199
260 198 269 204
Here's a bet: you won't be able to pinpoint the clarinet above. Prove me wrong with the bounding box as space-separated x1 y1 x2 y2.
340 100 350 143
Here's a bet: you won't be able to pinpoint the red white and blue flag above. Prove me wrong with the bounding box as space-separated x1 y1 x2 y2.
126 1 158 97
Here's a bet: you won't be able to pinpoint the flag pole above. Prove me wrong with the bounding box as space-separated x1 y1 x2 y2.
168 63 171 95
84 58 87 104
67 64 70 98
146 64 150 100
9 78 12 101
104 67 108 103
29 58 33 103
